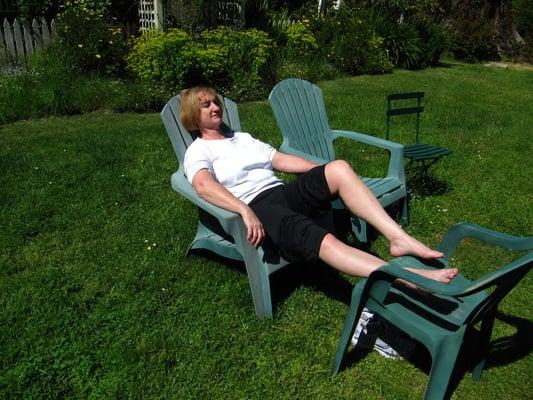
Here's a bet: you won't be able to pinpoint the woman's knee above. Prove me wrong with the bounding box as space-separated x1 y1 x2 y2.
327 160 355 176
325 160 356 190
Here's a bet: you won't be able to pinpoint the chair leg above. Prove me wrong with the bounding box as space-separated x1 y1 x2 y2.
424 335 464 400
332 284 366 374
400 194 409 226
244 258 273 318
472 311 496 381
352 217 368 243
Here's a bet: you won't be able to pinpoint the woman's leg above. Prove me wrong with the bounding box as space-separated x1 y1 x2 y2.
323 160 443 259
319 233 458 283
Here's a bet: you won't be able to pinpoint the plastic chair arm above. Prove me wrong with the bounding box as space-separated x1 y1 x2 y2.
278 145 329 165
331 130 404 178
332 129 404 153
437 223 533 261
370 262 471 297
371 251 532 299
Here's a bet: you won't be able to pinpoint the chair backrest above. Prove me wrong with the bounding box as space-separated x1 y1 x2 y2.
160 93 242 171
269 78 336 162
386 92 424 143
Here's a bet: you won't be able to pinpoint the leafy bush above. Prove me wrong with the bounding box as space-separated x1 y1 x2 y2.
18 0 60 21
0 46 172 124
200 27 274 99
365 8 448 69
285 20 319 59
513 0 533 62
55 0 128 76
126 29 196 90
312 8 393 75
449 19 499 62
268 18 337 83
127 27 275 100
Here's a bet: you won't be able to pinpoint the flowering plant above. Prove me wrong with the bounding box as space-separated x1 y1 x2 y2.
55 0 127 75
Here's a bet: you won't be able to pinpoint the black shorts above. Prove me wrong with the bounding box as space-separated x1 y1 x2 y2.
249 165 336 262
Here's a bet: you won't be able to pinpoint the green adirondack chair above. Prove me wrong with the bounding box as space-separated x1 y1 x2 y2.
161 94 290 318
332 222 533 400
269 78 408 243
386 92 452 180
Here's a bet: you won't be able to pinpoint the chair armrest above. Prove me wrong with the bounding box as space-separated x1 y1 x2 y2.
332 129 403 152
372 234 532 299
278 144 329 165
437 223 533 261
331 130 404 179
369 262 471 297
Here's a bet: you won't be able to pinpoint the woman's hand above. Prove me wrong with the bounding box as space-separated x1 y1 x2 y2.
240 206 265 247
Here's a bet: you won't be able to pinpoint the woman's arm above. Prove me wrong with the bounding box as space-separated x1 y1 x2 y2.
271 151 320 174
192 169 264 247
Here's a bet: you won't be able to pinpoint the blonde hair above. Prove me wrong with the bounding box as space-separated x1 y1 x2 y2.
179 86 224 132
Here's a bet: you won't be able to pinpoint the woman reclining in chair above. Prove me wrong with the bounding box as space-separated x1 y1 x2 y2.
181 86 458 284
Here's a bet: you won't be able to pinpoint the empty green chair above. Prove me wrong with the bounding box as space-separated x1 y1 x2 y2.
332 222 533 399
161 94 291 318
386 92 452 180
269 78 408 243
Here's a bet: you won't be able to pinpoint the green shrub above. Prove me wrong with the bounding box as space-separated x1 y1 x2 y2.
513 0 533 62
449 19 499 62
312 8 393 75
366 9 424 69
200 27 274 99
268 18 338 84
126 27 274 99
0 45 173 124
55 0 128 76
363 8 448 70
417 21 449 66
285 20 319 59
126 29 196 90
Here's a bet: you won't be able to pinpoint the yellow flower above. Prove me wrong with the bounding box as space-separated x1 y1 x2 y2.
95 54 101 59
78 44 83 48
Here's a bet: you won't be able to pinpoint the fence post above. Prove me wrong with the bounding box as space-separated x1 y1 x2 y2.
23 22 34 58
13 19 25 59
50 19 56 41
1 18 57 64
3 18 16 61
32 18 43 51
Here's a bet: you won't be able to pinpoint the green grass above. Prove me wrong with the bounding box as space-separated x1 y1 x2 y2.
1 63 532 399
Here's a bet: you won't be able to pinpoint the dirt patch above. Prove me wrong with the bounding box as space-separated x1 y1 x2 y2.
484 62 533 71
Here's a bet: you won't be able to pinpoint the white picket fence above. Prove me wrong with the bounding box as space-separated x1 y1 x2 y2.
0 18 56 62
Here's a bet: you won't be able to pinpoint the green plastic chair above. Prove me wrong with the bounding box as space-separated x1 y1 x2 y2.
269 78 408 243
332 222 533 399
161 94 290 318
386 92 452 179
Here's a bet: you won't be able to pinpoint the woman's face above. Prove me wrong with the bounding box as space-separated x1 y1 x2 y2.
197 92 222 132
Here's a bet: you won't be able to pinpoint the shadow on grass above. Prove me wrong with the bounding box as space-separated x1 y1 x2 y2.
270 261 354 309
337 311 532 399
188 249 355 315
444 311 533 399
407 172 452 196
337 310 533 400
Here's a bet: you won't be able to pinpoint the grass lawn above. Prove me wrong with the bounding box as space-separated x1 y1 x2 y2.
1 62 532 399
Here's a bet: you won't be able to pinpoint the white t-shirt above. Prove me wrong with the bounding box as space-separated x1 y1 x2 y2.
184 132 283 204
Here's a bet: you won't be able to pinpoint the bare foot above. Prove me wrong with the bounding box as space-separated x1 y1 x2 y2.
409 267 459 284
390 234 444 259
